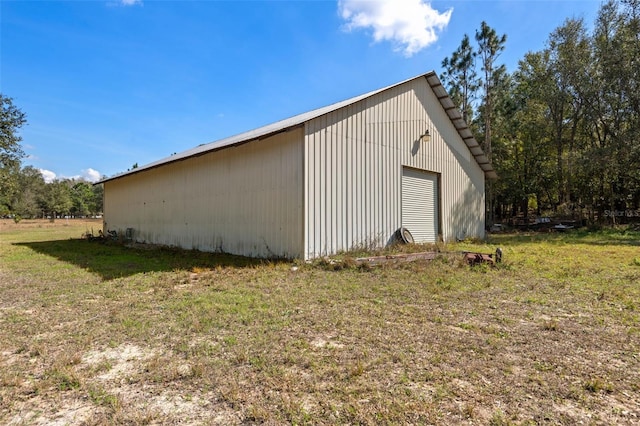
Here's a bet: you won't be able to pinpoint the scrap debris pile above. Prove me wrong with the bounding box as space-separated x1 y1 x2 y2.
355 247 503 268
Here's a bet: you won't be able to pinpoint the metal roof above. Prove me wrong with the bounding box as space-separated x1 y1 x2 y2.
98 71 496 183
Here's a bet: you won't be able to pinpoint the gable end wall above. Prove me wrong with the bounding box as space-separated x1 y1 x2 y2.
303 77 485 258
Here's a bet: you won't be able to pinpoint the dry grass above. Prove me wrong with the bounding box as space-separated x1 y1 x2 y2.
1 219 639 424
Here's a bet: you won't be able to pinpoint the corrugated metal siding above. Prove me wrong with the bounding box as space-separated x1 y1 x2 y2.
401 167 439 243
304 77 484 258
104 128 304 258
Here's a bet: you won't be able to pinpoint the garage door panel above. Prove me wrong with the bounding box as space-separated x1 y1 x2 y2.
402 167 438 243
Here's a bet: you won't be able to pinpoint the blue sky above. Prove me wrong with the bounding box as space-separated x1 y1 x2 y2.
1 0 601 182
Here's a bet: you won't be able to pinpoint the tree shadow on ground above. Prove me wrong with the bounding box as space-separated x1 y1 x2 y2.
14 238 284 281
487 229 640 247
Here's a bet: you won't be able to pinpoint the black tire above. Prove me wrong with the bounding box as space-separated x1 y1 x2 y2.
395 227 414 244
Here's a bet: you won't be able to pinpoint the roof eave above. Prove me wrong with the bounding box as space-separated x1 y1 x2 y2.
424 72 497 180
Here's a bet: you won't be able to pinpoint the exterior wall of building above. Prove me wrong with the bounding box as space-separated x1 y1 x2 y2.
303 77 485 258
104 128 304 258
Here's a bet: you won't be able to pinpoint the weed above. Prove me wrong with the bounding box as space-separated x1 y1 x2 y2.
0 370 22 388
88 385 121 410
47 368 82 391
457 322 476 331
489 409 509 425
541 319 560 331
584 378 614 393
533 361 554 372
348 360 366 378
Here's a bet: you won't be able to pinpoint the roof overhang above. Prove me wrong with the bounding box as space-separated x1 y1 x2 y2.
425 73 498 180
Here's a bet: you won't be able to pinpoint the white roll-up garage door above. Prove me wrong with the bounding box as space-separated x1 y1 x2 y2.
402 167 439 243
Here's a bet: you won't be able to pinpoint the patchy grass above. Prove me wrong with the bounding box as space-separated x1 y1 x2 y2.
1 219 639 424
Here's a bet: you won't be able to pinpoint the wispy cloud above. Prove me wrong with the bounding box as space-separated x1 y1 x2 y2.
118 0 143 6
338 0 452 57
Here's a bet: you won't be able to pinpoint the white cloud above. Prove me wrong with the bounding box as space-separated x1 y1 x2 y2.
338 0 452 57
38 168 102 183
39 169 57 183
82 168 102 183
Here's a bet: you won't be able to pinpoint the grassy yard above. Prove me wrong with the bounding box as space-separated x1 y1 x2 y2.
1 219 639 425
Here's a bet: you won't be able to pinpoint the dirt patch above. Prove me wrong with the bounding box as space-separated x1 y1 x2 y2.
83 344 156 381
7 399 95 426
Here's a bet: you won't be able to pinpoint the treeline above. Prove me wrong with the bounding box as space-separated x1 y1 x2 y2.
0 94 103 221
0 165 103 221
441 0 640 224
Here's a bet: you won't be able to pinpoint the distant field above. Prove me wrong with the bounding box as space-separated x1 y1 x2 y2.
0 217 102 229
1 220 639 424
